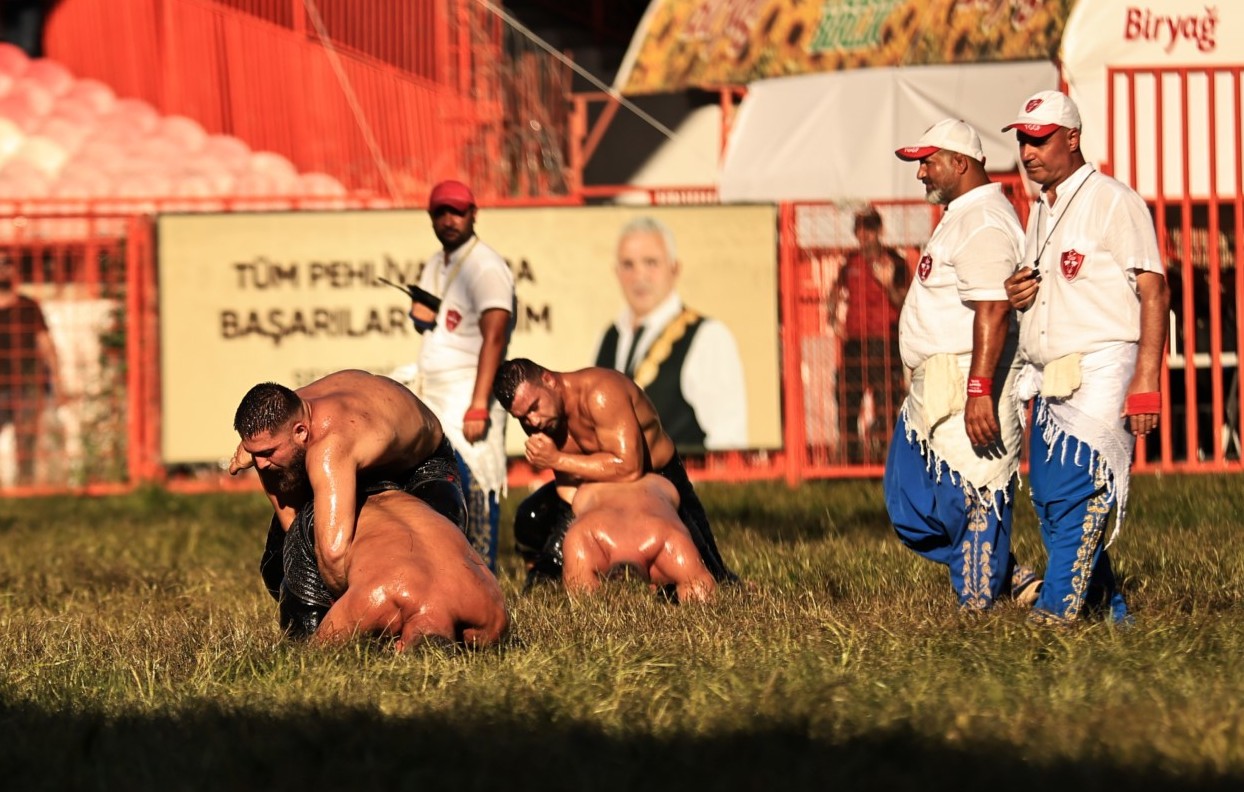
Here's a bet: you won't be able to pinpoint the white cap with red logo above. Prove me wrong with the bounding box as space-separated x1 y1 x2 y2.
1001 90 1082 136
894 118 985 162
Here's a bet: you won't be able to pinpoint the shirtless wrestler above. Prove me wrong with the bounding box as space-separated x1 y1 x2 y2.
231 370 469 636
493 358 735 588
311 489 508 650
564 475 716 603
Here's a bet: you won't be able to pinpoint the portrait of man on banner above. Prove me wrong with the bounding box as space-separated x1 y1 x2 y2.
593 216 748 452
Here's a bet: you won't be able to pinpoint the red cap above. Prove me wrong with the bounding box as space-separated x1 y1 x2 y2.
428 180 475 212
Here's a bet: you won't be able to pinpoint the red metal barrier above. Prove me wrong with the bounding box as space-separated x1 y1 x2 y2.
3 36 1241 498
1109 65 1244 472
3 184 1242 497
0 221 133 495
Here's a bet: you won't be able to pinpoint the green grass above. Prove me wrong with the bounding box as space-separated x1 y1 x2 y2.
2 476 1242 790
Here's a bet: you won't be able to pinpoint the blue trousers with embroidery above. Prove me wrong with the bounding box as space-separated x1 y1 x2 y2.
1028 410 1128 623
884 415 1017 608
454 450 500 571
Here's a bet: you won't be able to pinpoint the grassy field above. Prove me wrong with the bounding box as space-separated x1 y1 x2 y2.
2 474 1242 791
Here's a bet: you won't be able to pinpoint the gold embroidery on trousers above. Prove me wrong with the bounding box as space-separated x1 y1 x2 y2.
1059 459 1112 620
632 308 701 390
959 487 994 609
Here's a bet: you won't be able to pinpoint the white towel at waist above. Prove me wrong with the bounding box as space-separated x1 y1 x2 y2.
902 351 1022 499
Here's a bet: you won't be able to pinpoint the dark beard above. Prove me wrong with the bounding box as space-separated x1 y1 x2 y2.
540 419 568 446
259 450 309 497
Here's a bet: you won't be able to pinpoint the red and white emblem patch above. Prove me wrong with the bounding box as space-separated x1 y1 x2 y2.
1060 249 1085 281
445 309 462 331
917 254 933 282
1025 97 1044 113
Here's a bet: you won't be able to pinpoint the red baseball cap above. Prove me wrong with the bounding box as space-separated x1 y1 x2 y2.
428 180 475 212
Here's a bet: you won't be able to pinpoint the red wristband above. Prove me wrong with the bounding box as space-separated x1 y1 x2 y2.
1124 391 1161 416
966 377 992 398
464 407 490 422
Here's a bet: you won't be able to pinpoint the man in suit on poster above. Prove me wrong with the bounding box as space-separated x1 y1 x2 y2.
593 216 747 452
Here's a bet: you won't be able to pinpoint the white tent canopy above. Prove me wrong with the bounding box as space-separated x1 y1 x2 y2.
717 61 1058 203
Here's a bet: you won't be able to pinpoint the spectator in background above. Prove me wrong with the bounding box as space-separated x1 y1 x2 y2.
0 253 61 486
828 206 908 463
594 216 747 452
402 179 515 571
1002 90 1169 626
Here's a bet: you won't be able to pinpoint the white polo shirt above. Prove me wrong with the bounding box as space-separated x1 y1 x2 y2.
417 235 515 376
898 182 1025 371
1018 165 1165 366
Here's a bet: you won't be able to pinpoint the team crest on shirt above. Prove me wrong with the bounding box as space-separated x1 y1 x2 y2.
917 254 933 282
1060 249 1085 281
445 309 462 331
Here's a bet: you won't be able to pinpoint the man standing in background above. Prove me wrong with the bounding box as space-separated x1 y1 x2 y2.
884 119 1040 610
1002 91 1168 625
403 179 515 570
594 216 747 452
828 206 909 463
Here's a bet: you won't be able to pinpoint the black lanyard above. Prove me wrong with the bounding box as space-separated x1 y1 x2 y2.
1032 170 1094 272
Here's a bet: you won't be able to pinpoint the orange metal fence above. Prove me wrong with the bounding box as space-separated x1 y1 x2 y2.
1108 65 1244 472
2 24 1241 496
3 186 1241 497
0 218 140 495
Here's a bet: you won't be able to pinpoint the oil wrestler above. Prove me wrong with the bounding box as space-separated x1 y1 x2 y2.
492 358 736 592
230 370 469 636
563 475 717 604
308 489 509 650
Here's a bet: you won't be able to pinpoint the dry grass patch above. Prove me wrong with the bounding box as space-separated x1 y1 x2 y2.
1 477 1242 790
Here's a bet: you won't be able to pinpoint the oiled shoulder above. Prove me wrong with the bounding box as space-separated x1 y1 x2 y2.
574 366 638 396
297 369 374 398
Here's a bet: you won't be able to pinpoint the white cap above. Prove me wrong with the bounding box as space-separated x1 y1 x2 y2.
894 118 984 162
1001 90 1082 136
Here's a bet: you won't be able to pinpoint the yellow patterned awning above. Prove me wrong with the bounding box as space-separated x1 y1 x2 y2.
614 0 1075 95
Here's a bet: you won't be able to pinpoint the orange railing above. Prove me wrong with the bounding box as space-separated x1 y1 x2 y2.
0 224 134 494
6 180 1241 497
1108 65 1244 471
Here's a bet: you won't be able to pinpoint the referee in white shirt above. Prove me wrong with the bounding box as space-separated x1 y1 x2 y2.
884 119 1040 610
1003 91 1169 626
407 180 515 570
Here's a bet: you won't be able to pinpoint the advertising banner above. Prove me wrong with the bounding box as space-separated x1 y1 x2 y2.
158 205 781 464
615 0 1074 95
1061 0 1242 195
